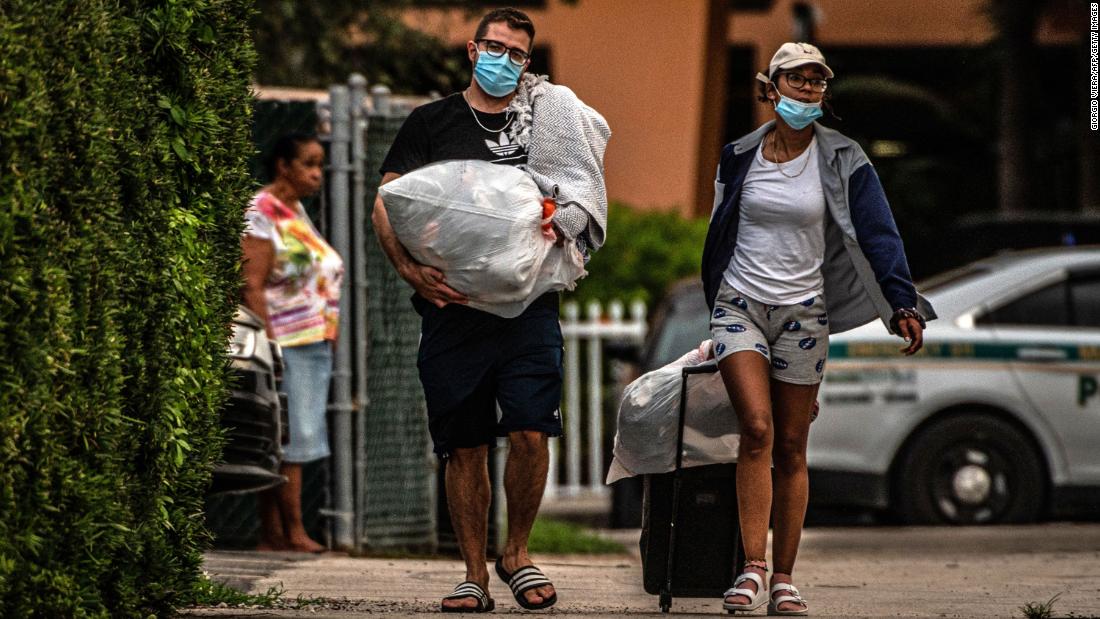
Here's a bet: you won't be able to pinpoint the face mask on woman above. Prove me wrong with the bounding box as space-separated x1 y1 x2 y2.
474 51 523 97
773 93 823 130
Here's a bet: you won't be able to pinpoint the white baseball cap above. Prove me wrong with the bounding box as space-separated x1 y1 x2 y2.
755 42 834 84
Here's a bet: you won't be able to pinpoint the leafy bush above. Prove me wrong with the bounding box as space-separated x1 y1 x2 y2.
0 1 255 616
567 203 709 309
185 578 287 608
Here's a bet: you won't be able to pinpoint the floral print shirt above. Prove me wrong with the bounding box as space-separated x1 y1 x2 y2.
245 191 344 347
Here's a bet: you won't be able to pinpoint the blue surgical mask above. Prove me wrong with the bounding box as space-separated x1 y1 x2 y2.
774 93 823 130
474 51 523 97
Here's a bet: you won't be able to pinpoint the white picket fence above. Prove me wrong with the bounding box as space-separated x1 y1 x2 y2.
545 299 647 498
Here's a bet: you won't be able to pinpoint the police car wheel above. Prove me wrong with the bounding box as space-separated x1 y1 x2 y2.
894 413 1045 525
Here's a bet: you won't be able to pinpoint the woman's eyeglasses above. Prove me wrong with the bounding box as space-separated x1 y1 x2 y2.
779 72 828 93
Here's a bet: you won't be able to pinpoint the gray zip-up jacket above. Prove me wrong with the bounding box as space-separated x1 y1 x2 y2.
702 121 935 334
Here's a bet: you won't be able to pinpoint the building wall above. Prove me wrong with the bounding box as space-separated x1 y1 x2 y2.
404 0 1082 216
730 0 1079 127
410 0 716 214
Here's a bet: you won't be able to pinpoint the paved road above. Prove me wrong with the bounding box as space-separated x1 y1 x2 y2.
187 524 1100 618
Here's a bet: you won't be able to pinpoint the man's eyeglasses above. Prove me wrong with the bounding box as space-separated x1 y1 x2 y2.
476 38 530 66
779 72 828 93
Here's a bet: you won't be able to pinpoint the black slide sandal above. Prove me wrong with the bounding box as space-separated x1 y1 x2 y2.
494 557 557 610
441 581 495 613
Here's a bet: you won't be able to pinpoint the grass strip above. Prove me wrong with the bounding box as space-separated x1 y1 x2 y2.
528 518 626 554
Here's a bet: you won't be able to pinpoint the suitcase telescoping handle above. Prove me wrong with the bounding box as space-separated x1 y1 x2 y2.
662 360 722 612
674 361 721 469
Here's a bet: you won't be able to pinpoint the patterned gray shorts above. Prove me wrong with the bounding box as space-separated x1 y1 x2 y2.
709 279 829 385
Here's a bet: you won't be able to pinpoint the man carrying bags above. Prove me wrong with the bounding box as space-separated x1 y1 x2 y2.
372 7 609 613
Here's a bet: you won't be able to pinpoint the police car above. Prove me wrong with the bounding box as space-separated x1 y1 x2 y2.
638 247 1100 524
812 246 1100 524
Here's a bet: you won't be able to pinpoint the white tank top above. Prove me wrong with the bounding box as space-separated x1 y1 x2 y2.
723 136 826 305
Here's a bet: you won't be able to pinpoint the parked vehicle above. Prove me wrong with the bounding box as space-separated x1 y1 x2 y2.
630 247 1100 524
208 305 287 495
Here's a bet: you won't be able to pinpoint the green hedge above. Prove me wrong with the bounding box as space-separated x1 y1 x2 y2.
567 203 709 309
0 1 255 617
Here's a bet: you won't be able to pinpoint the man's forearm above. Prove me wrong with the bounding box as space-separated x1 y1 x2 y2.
372 194 416 278
372 176 466 308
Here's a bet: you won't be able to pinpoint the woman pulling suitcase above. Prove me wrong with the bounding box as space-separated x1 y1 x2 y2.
701 42 933 615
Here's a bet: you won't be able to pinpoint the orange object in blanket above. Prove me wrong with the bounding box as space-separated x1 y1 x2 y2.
541 198 556 232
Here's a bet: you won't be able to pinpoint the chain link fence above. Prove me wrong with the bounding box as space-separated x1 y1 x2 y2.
205 83 445 553
359 111 436 551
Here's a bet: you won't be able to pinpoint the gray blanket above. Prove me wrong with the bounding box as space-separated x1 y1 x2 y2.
506 74 611 254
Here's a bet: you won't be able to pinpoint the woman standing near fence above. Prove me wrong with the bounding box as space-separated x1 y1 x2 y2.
242 133 344 553
701 43 933 615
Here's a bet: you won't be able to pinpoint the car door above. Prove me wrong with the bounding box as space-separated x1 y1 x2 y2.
976 267 1100 486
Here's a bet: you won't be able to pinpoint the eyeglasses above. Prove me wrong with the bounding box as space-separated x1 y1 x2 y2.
476 38 530 66
779 72 828 93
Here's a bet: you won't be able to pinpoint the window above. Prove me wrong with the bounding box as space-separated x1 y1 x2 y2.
976 282 1069 327
1070 277 1100 328
643 284 711 370
977 273 1100 329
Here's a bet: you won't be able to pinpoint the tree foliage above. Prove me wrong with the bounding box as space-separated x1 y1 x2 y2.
253 0 579 92
253 0 473 92
0 0 255 615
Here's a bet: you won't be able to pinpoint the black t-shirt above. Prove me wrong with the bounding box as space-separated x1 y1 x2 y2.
380 92 556 317
380 92 528 175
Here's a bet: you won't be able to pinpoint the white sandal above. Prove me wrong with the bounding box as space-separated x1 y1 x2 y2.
767 582 808 616
722 570 768 613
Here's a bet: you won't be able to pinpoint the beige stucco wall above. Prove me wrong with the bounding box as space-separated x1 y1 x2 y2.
410 0 716 214
404 0 1082 216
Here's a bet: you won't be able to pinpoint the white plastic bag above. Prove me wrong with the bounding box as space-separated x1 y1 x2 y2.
606 340 740 483
379 160 587 317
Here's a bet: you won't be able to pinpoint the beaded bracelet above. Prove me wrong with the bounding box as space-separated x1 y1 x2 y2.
890 307 927 333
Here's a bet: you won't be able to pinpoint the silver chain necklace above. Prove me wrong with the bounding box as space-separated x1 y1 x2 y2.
768 132 812 178
463 90 513 133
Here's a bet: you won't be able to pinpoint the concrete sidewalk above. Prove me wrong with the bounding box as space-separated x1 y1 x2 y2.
187 524 1100 618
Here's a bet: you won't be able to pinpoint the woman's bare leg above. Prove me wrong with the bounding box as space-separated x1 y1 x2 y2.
718 351 774 605
257 488 287 550
769 380 818 612
278 463 325 553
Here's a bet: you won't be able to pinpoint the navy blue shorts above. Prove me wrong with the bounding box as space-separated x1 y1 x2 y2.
414 292 564 457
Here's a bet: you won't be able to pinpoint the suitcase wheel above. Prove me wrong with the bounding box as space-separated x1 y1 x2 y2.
659 593 671 613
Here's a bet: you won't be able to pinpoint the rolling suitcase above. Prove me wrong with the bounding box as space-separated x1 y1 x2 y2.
639 363 745 613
